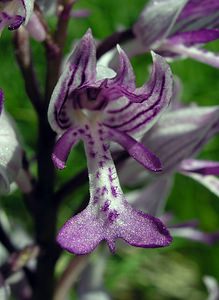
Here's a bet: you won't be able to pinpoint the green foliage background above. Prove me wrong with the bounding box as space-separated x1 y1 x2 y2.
0 0 219 299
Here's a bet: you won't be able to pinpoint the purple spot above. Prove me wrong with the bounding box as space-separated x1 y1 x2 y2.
98 129 103 135
102 144 109 152
108 167 117 182
101 200 110 212
111 186 118 197
96 171 100 179
93 196 99 204
85 124 89 130
88 140 94 145
102 155 110 160
95 187 101 195
101 186 108 196
99 161 105 168
79 129 85 134
89 151 96 158
73 132 78 136
108 210 119 223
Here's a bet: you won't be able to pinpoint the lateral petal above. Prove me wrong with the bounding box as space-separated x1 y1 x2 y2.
48 29 97 133
180 159 219 176
104 52 173 137
107 127 161 172
52 127 81 169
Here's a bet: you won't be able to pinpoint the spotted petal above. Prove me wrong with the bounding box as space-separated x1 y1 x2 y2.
57 201 172 254
57 124 172 254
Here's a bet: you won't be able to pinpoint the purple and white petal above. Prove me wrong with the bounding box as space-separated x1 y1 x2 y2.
104 52 173 138
48 29 97 133
52 127 81 169
168 29 219 46
120 105 219 187
180 159 219 176
57 124 172 254
160 42 219 68
107 127 161 172
170 227 219 245
173 0 219 34
133 0 188 49
142 105 219 173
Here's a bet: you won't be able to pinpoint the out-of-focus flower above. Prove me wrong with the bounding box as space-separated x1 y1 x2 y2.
121 105 219 198
48 29 173 254
0 90 22 194
25 12 46 42
120 102 219 243
0 0 34 34
133 0 219 67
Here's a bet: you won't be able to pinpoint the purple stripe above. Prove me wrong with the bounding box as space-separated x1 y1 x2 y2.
105 75 165 131
107 72 158 114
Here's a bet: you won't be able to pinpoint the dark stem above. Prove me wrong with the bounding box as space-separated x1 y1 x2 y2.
32 111 60 300
32 2 75 299
13 30 43 113
96 28 134 59
45 0 75 101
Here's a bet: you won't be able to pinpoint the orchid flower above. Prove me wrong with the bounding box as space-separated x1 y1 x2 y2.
48 30 173 254
0 0 34 34
121 105 219 200
133 0 219 68
0 90 22 194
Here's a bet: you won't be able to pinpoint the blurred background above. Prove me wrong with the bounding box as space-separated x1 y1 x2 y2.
0 0 219 299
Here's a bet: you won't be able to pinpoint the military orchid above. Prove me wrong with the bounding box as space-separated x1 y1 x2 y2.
48 30 173 254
